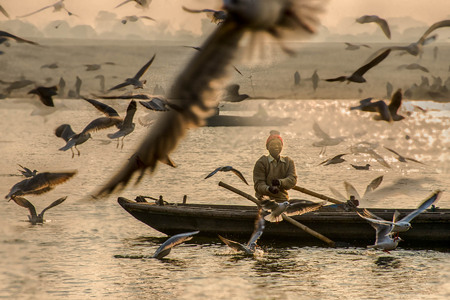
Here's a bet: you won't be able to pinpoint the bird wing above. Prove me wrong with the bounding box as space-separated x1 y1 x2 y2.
11 196 37 218
82 97 120 117
182 6 216 14
374 17 391 39
343 182 361 202
312 122 330 140
115 0 133 9
94 94 150 100
260 198 280 212
363 176 383 198
357 211 396 226
152 231 199 259
230 168 249 185
418 19 450 43
367 149 390 168
0 5 10 18
55 124 76 141
122 100 137 127
405 157 424 164
204 167 223 179
81 117 123 134
218 235 249 252
352 49 390 77
329 187 347 201
285 201 326 217
93 19 246 196
383 146 401 158
0 30 39 45
139 16 155 21
17 4 54 18
247 210 265 247
360 208 385 221
374 222 394 245
133 54 156 80
401 190 442 223
387 89 403 115
39 196 67 217
325 76 347 82
107 81 131 92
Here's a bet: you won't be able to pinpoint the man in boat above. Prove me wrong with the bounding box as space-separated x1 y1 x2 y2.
253 130 297 202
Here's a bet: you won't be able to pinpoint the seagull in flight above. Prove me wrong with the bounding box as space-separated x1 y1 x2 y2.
350 89 404 122
383 146 424 164
260 198 326 223
115 0 152 9
10 196 67 225
27 86 58 107
219 209 265 255
312 122 345 155
0 30 39 46
362 219 402 253
152 231 199 259
5 171 77 200
107 54 156 92
204 166 249 185
182 6 227 24
356 15 391 39
326 49 390 83
0 5 9 18
18 0 77 18
121 15 155 25
358 190 442 233
18 164 38 178
344 42 371 50
92 0 324 197
319 153 347 166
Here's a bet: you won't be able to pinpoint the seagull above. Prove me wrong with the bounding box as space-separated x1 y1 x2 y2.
365 19 450 60
152 231 199 259
18 0 77 18
106 101 138 149
326 49 390 83
5 171 77 200
312 122 345 155
10 196 67 225
0 30 39 46
397 63 429 73
0 5 10 18
218 209 265 254
204 166 249 185
92 0 324 197
107 54 156 92
358 190 442 234
350 89 404 122
27 86 58 107
221 84 249 102
356 15 391 39
182 6 227 24
139 97 170 111
363 220 401 253
329 176 383 205
115 0 152 9
344 42 371 50
383 146 424 164
260 198 326 222
121 15 155 24
319 154 347 166
55 124 90 158
350 163 370 170
18 164 38 178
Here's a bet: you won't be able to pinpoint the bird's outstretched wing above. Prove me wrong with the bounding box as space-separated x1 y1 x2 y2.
400 190 442 223
285 201 326 217
218 235 248 252
83 97 120 117
312 122 330 140
0 31 39 45
10 196 37 219
230 168 249 185
133 54 156 80
0 5 10 18
55 124 76 142
418 20 450 44
247 209 265 247
17 4 54 18
122 100 137 127
152 231 199 259
387 89 402 115
366 149 390 168
39 196 67 218
363 176 383 198
344 182 361 201
352 49 390 77
204 167 222 179
329 186 347 201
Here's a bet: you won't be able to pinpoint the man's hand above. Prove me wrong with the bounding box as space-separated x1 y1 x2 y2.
268 186 279 194
271 179 281 186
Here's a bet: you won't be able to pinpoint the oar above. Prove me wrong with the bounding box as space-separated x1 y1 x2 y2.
218 181 335 247
293 186 345 206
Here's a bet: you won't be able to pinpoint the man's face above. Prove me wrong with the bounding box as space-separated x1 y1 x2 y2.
268 139 283 158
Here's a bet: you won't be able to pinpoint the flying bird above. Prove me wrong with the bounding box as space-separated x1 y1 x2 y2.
152 231 199 259
329 176 383 205
55 124 90 158
397 63 429 73
350 163 370 170
121 15 155 24
362 218 401 253
182 6 227 24
344 42 371 50
5 171 77 200
27 86 58 107
18 164 38 178
356 15 391 39
326 49 390 83
260 198 326 222
139 97 170 111
10 196 67 225
18 0 77 18
383 146 424 164
93 0 324 197
358 190 441 234
319 154 347 166
0 30 39 46
0 5 10 18
106 101 138 149
204 166 249 185
312 122 345 155
350 89 404 122
218 209 265 254
108 54 156 92
115 0 152 9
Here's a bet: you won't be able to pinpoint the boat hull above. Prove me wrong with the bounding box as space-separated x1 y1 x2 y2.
118 197 450 248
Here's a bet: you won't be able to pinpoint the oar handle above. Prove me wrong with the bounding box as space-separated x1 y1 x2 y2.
218 181 335 247
293 186 345 205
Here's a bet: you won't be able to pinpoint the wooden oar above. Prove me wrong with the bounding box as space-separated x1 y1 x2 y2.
293 185 345 206
218 181 335 247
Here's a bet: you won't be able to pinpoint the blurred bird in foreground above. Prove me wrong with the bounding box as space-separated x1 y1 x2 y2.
0 30 39 46
0 5 9 18
10 196 67 225
219 209 265 255
151 231 199 259
356 15 391 39
5 171 77 200
93 0 325 197
27 86 58 107
204 166 249 185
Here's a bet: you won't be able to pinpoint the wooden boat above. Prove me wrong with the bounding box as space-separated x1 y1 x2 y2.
118 197 450 249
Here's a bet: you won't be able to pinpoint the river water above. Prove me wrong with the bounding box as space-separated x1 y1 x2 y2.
0 96 449 299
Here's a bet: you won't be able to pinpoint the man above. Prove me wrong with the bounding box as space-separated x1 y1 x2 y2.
253 130 297 202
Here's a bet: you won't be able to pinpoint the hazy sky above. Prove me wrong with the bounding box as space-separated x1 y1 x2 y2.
2 0 450 34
